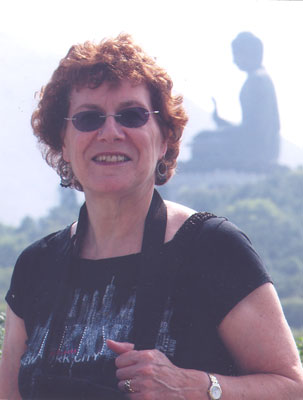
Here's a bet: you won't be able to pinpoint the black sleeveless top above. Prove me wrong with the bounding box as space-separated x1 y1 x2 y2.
6 193 271 398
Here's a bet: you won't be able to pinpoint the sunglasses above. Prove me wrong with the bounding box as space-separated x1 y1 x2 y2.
64 107 159 132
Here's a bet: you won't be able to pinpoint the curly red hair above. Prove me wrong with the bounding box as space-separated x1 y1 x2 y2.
31 33 188 189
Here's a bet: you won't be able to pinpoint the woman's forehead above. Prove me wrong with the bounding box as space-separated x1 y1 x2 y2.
69 80 152 111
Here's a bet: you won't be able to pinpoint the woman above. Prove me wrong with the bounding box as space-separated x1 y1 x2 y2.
0 34 302 399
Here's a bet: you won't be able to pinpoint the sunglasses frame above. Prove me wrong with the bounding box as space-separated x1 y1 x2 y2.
64 107 159 132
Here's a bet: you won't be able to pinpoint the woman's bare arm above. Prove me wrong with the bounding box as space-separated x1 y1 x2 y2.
216 282 303 399
111 283 303 399
0 305 27 400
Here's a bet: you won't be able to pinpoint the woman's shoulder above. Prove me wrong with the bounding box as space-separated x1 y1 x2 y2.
164 200 196 243
165 200 226 242
17 225 72 263
165 200 253 249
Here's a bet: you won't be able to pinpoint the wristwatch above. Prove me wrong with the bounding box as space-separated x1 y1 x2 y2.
207 373 222 400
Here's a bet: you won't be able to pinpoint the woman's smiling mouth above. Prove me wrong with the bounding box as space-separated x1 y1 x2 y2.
92 154 131 163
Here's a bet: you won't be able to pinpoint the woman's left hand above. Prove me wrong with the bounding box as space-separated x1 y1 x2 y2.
106 339 206 399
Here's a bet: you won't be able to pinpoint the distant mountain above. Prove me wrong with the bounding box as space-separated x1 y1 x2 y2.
180 98 216 160
0 34 63 225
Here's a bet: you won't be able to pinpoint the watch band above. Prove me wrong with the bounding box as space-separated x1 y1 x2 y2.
207 373 222 400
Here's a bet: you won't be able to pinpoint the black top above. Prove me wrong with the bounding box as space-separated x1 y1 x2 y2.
6 208 271 398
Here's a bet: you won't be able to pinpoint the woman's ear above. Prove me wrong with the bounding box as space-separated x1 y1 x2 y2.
62 145 70 163
61 130 70 162
161 141 168 159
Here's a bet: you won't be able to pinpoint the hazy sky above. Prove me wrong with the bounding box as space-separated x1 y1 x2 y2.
2 0 303 148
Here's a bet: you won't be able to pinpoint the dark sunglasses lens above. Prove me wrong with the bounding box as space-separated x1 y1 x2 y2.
73 111 104 132
118 107 149 128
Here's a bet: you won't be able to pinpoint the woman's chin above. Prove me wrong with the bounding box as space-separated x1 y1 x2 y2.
81 180 141 198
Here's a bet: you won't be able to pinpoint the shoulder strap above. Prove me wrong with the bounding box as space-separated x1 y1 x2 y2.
133 189 168 350
141 189 167 253
133 208 216 350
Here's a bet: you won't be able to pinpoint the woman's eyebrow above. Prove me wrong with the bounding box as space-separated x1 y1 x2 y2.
72 100 149 114
118 100 148 109
72 103 101 113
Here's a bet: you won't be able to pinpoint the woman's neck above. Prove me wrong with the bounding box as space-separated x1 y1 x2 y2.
80 188 154 259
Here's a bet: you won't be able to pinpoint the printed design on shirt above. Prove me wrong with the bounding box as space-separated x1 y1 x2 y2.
21 278 177 369
156 303 177 358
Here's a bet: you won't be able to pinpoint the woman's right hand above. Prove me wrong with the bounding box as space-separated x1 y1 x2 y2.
107 339 208 400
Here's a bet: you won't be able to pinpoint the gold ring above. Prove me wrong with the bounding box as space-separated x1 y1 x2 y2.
124 379 135 393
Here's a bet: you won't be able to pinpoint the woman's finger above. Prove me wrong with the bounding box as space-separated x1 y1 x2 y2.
106 339 134 354
116 364 138 380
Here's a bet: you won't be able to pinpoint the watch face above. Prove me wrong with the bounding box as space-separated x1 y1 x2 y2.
210 385 222 399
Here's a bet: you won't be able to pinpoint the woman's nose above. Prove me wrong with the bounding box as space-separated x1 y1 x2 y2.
96 115 125 142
